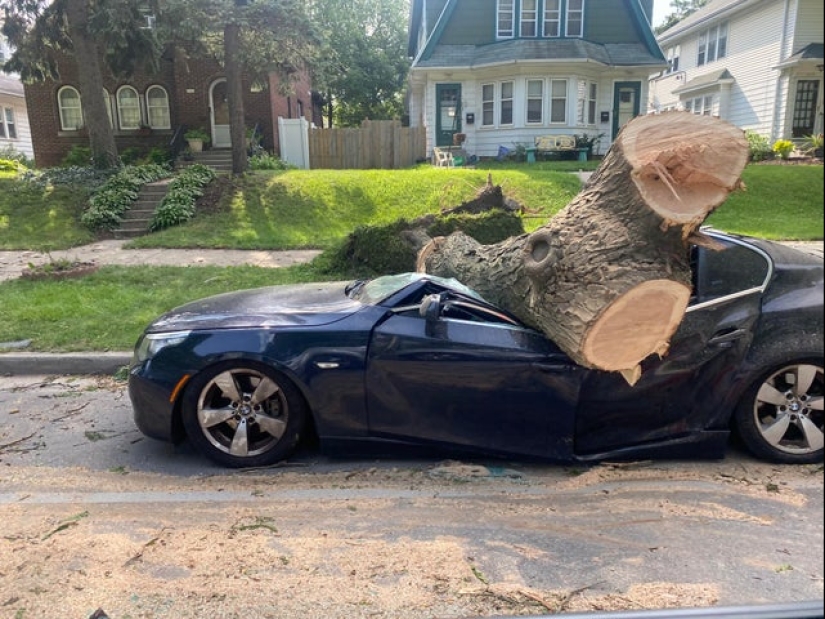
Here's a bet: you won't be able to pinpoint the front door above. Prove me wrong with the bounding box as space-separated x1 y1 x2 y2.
209 79 231 148
612 82 641 140
435 83 461 147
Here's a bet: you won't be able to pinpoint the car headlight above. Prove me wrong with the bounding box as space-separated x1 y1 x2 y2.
133 331 191 364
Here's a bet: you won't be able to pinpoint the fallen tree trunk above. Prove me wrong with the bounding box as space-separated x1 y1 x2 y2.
418 112 749 383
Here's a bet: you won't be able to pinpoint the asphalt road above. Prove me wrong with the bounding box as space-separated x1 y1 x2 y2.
1 375 823 619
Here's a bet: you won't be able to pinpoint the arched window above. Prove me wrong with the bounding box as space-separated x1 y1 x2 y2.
58 86 83 130
145 85 170 129
117 86 141 130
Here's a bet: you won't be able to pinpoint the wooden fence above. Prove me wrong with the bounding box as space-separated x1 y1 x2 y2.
308 120 426 169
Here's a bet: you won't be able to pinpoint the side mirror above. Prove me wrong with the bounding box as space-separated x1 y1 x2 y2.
419 293 442 323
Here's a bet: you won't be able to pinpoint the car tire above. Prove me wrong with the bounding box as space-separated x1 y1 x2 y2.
734 360 824 464
182 361 307 468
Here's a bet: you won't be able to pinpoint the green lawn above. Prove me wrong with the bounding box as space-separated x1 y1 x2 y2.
0 161 822 353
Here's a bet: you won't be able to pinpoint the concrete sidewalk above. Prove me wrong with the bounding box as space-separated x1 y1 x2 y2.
1 237 822 376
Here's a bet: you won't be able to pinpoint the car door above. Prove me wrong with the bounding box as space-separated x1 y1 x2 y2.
574 236 772 455
365 297 582 460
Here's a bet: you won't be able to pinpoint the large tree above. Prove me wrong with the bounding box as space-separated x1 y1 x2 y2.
310 0 410 127
655 0 709 34
3 0 157 167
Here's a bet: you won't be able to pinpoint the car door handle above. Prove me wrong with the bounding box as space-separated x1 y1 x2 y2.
709 328 748 347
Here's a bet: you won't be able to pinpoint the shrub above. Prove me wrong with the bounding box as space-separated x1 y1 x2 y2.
249 152 293 170
81 164 171 230
0 159 20 172
0 144 34 169
119 147 144 165
745 130 772 162
149 164 216 231
772 139 794 160
20 165 114 191
61 145 93 167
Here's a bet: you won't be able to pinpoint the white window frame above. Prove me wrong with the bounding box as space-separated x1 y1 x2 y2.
565 0 584 37
482 83 495 127
102 89 114 129
526 79 544 124
521 0 538 37
686 95 715 116
577 80 597 125
665 45 680 74
543 0 561 37
145 85 171 129
58 86 83 130
500 81 514 126
0 106 16 139
117 85 142 130
549 78 568 123
497 0 515 39
697 22 727 66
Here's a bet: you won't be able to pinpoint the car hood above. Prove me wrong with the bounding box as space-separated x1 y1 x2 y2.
147 281 362 332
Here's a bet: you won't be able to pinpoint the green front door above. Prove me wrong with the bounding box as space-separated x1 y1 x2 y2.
436 84 462 147
612 82 641 141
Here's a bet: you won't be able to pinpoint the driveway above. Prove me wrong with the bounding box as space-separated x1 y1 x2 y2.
1 375 822 619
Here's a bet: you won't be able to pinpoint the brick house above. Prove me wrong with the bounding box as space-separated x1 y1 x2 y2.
23 47 322 168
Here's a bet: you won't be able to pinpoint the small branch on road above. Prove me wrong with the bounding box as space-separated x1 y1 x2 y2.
52 401 90 422
0 431 37 453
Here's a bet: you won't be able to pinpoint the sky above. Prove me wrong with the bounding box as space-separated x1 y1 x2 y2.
652 0 672 26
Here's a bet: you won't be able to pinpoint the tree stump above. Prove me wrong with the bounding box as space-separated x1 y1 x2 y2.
418 112 749 383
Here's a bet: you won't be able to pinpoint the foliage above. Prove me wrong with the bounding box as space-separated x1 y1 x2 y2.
0 159 21 172
772 139 795 160
119 147 144 165
655 0 709 33
0 144 34 169
184 128 210 143
310 0 410 126
801 133 824 156
150 164 217 231
249 153 293 170
745 130 772 162
319 209 525 277
61 145 93 167
81 164 171 231
19 165 115 192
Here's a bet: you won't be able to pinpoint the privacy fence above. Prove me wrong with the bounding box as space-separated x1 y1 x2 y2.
308 120 427 170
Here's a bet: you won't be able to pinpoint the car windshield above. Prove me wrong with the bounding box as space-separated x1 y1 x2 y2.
347 272 485 305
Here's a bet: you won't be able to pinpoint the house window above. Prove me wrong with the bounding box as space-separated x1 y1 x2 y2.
146 85 170 129
521 0 538 37
117 86 141 130
697 22 727 66
482 84 495 126
665 45 680 74
577 80 597 125
0 107 16 139
497 0 515 38
686 95 715 116
500 81 514 125
566 0 584 37
550 79 567 123
543 0 561 37
58 86 83 130
526 79 544 124
792 80 819 137
102 90 114 128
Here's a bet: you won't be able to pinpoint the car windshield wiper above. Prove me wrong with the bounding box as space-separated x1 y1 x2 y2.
345 280 366 298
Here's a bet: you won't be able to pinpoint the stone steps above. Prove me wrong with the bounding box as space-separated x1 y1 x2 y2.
113 180 172 239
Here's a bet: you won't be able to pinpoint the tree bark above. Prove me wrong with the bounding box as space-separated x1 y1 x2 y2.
224 21 248 175
64 0 119 168
418 112 749 383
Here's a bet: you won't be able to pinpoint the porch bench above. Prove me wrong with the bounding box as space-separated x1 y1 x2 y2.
534 135 577 160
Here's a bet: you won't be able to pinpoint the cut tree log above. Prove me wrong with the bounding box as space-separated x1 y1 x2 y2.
417 112 749 383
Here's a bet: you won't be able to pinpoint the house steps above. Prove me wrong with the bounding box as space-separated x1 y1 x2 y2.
113 180 171 239
178 148 233 174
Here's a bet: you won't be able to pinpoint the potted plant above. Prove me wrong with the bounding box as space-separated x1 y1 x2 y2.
573 133 605 161
801 133 823 159
452 132 467 147
184 128 210 152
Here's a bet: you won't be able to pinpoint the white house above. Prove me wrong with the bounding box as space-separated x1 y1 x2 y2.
1 24 34 161
650 0 823 143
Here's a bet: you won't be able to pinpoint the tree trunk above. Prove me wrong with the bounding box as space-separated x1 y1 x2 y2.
418 112 749 383
64 0 119 168
224 22 247 175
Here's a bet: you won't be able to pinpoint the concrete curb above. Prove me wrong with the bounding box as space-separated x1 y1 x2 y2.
0 352 132 376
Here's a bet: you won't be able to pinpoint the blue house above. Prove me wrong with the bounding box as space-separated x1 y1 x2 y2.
406 0 666 160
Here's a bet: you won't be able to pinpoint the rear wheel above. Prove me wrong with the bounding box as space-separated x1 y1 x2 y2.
182 362 306 468
734 361 824 464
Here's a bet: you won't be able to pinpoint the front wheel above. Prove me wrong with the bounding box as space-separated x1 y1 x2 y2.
734 361 824 464
182 362 307 468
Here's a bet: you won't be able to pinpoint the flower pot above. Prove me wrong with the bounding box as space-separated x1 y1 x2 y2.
187 138 204 153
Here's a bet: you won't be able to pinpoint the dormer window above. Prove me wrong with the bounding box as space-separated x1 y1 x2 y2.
543 0 561 37
566 0 584 37
521 0 538 37
498 0 584 39
497 0 515 38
